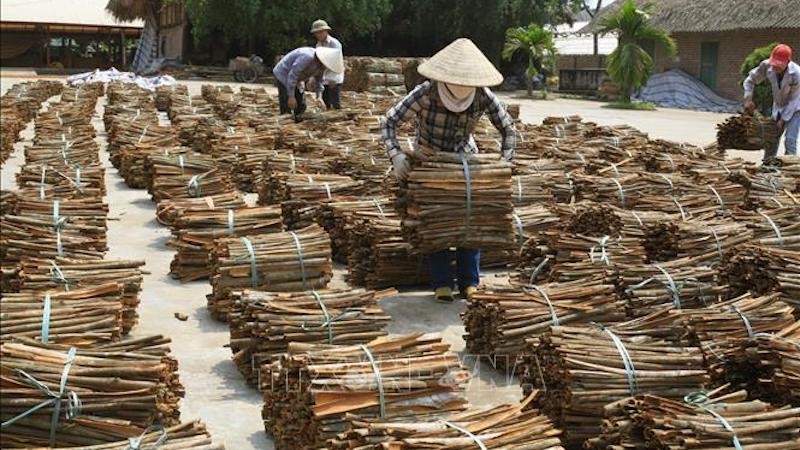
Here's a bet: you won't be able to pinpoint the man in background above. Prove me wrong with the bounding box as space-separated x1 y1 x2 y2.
273 46 343 119
311 19 345 110
744 43 800 161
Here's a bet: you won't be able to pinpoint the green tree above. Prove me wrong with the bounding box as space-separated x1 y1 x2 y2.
502 24 556 97
599 0 676 102
741 42 778 116
184 0 391 60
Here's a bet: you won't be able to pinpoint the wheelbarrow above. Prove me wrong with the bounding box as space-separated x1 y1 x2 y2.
229 55 265 83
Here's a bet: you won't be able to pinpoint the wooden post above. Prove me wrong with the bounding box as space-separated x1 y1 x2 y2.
45 28 51 65
120 31 127 67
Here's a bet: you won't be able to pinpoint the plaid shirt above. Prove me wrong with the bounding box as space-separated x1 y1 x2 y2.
380 81 516 160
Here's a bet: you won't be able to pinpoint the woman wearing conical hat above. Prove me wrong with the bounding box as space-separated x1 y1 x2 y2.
380 38 517 302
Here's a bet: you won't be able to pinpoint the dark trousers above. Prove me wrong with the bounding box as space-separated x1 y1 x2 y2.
276 80 306 116
429 248 480 291
322 83 342 109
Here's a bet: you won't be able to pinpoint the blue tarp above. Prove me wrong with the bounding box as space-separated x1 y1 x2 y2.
635 69 740 113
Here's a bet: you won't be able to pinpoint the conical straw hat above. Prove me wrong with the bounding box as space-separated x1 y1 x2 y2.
315 47 344 73
418 38 503 87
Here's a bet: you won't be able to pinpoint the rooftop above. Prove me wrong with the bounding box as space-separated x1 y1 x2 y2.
1 0 143 28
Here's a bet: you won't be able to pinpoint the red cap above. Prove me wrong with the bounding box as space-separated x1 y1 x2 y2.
769 44 792 69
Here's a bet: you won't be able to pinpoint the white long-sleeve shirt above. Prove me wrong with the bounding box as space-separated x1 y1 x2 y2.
744 59 800 122
315 35 345 85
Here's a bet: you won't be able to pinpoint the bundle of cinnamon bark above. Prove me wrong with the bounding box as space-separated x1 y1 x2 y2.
155 192 246 227
228 288 394 385
519 325 710 447
24 420 226 450
167 205 282 281
260 333 470 450
718 244 800 300
208 225 333 320
401 149 514 253
346 211 432 288
17 258 146 333
586 388 799 450
0 337 184 447
16 163 106 199
327 391 564 450
268 174 366 229
0 283 126 343
717 113 780 150
642 219 753 264
620 261 726 316
317 197 395 262
463 280 622 369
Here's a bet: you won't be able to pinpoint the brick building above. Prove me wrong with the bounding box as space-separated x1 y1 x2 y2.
583 0 800 100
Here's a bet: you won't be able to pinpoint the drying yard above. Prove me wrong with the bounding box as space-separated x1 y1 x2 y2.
0 75 798 450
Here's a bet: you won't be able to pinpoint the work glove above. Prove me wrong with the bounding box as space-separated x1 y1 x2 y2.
391 153 411 181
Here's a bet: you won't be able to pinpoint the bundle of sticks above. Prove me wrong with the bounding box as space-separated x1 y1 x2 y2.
273 174 366 229
0 337 184 447
716 323 800 405
620 262 725 316
1 214 107 262
155 192 246 227
144 152 217 194
511 173 556 206
735 207 800 250
557 202 623 236
718 244 800 298
346 212 431 288
317 198 394 262
741 172 798 208
108 122 177 169
28 420 225 450
260 333 470 450
0 283 125 344
643 219 753 264
402 150 514 253
168 205 283 281
117 144 187 189
587 387 800 450
717 113 780 150
17 258 146 333
228 288 394 385
16 163 106 199
462 281 623 368
150 168 235 202
208 225 333 320
520 325 710 447
256 154 334 204
1 189 18 215
327 391 564 450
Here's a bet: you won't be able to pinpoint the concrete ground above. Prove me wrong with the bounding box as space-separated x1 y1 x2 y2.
0 75 774 449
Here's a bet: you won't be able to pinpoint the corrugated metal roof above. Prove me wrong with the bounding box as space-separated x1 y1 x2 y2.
1 0 143 28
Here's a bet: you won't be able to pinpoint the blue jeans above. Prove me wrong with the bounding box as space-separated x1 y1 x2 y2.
429 248 480 290
766 112 800 159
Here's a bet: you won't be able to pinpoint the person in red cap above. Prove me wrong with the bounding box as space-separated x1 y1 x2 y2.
743 43 800 161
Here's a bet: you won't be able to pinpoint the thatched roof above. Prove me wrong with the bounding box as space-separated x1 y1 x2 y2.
580 0 800 34
106 0 157 22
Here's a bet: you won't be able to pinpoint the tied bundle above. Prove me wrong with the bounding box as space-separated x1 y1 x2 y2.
260 333 470 450
228 288 394 385
17 163 106 200
144 152 217 195
277 174 366 230
256 153 333 205
168 205 283 282
587 390 800 450
545 232 646 284
734 207 800 250
107 122 177 169
327 391 564 450
643 220 753 265
118 145 188 189
717 324 800 405
0 337 184 447
155 192 246 227
519 325 709 448
0 283 125 344
18 258 146 333
346 211 431 289
401 150 514 253
717 113 780 150
719 245 800 301
150 168 235 202
620 262 726 316
462 281 623 369
1 214 106 263
317 198 395 263
36 420 225 450
510 205 561 284
208 225 333 320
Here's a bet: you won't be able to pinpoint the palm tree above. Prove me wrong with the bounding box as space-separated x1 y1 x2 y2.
502 24 557 97
599 0 676 103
